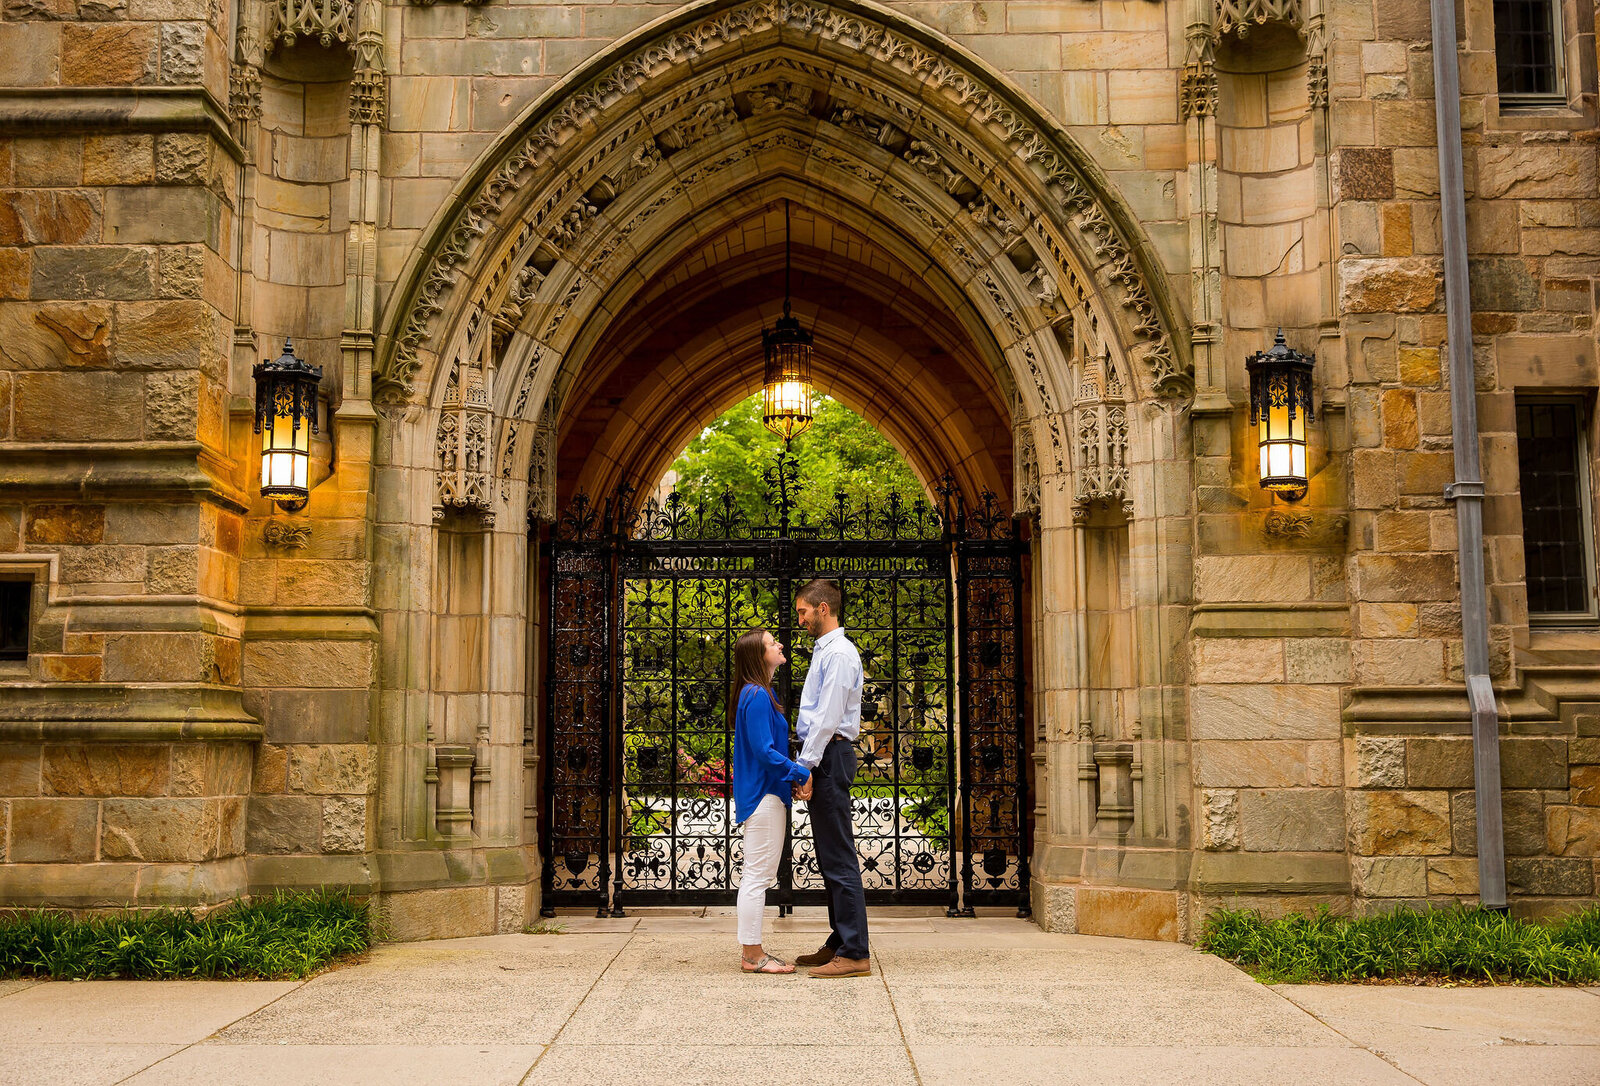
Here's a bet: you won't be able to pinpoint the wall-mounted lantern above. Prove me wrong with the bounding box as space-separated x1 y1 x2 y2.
1246 329 1315 502
761 199 815 444
253 338 322 512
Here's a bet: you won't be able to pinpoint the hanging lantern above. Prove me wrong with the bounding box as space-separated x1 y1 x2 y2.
761 199 815 443
1246 329 1315 502
253 338 322 512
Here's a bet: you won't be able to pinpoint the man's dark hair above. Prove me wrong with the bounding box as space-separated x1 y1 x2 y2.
798 578 843 620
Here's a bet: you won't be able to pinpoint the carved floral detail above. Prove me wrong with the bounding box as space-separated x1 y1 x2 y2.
375 0 1189 403
263 519 312 548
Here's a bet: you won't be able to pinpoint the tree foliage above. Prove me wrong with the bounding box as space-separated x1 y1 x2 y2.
667 393 927 524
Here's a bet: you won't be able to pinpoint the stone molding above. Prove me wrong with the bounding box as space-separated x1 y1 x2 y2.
1344 667 1600 732
374 0 1191 410
0 88 244 164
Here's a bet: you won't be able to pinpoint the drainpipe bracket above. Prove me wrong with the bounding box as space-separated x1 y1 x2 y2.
1444 480 1485 502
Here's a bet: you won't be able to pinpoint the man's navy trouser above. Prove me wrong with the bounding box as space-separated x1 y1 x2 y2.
810 737 869 959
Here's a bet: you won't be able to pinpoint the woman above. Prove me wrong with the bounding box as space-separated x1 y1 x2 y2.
730 626 811 974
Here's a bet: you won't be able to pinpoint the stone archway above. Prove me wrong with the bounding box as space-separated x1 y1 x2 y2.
368 0 1198 934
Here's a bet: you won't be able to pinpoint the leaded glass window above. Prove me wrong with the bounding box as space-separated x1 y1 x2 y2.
1494 0 1564 102
1516 399 1596 620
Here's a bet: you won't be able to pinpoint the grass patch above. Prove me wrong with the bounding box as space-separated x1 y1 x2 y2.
0 890 372 981
1199 904 1600 985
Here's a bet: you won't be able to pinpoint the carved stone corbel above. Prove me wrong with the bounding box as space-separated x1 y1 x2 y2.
433 744 476 838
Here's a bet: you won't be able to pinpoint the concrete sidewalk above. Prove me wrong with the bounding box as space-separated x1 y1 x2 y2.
1 910 1596 1085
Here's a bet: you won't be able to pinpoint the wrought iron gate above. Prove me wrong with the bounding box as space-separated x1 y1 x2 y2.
539 455 1027 916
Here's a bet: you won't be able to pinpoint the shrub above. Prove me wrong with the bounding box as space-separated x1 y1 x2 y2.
1198 903 1600 985
0 889 371 980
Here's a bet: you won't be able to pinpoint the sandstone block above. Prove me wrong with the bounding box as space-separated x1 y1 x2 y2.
1468 257 1540 312
1354 736 1406 788
101 797 216 862
1407 737 1473 788
0 249 27 301
158 21 203 85
115 299 221 370
0 744 42 795
1202 789 1239 851
247 688 372 744
1190 684 1341 740
288 744 374 795
1194 741 1341 788
1426 857 1479 895
1335 147 1394 200
168 740 252 797
83 135 155 186
144 370 200 440
1348 790 1451 855
1351 856 1427 897
1356 603 1417 638
105 503 198 545
1284 638 1350 684
1193 638 1282 684
1477 145 1598 200
0 190 100 247
1339 257 1440 314
253 743 288 793
59 544 144 585
1354 553 1457 601
495 883 529 935
381 886 495 941
246 795 321 854
322 794 367 853
1194 555 1312 603
37 655 102 681
10 797 98 862
104 187 215 246
102 631 211 683
1075 887 1178 941
61 23 156 86
25 505 105 545
1398 347 1441 386
243 640 374 688
1506 857 1593 896
1354 639 1444 685
157 245 204 300
1500 737 1567 789
1240 788 1345 852
1381 388 1419 449
1547 806 1600 857
31 246 156 301
0 302 113 370
42 744 168 796
1452 789 1546 856
1572 765 1600 805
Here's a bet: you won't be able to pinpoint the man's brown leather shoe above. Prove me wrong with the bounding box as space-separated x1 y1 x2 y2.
795 946 835 967
808 955 870 978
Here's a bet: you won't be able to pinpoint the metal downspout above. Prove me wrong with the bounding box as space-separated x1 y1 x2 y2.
1428 0 1508 910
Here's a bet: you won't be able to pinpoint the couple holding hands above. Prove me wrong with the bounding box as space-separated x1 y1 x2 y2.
730 578 870 977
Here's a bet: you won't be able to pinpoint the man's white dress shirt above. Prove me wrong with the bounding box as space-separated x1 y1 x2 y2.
795 626 863 770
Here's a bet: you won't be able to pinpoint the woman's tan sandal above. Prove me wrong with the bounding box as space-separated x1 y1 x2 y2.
740 954 794 974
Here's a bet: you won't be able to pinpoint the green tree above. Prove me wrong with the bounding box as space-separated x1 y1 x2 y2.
668 393 928 525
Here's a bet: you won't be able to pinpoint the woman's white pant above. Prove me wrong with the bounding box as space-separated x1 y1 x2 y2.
737 794 787 946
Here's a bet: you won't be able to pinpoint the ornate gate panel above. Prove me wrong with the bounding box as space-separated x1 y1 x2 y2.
540 458 1027 916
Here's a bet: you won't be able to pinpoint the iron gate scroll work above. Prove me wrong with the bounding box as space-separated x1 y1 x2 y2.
539 454 1029 917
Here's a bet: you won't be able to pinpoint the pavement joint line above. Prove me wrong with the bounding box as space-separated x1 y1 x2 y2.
1260 985 1431 1085
875 945 925 1086
516 921 634 1085
107 976 312 1086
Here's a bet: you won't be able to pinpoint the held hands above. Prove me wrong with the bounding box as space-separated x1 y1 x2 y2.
793 772 813 802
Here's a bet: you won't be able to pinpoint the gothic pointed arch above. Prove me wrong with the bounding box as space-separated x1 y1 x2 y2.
371 0 1192 521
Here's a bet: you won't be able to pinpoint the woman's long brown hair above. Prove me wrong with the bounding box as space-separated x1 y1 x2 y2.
729 627 781 726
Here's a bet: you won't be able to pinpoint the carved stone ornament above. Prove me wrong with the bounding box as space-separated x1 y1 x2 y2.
375 1 1191 405
262 518 312 549
349 0 386 126
1072 352 1132 520
266 0 355 52
229 23 263 129
1211 0 1327 109
435 329 496 524
1014 403 1041 520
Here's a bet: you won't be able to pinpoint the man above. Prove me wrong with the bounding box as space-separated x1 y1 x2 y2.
792 578 870 978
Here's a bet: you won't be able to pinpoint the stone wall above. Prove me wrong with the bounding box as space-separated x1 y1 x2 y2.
0 0 1597 936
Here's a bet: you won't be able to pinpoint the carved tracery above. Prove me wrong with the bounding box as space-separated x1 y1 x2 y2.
1072 348 1132 520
